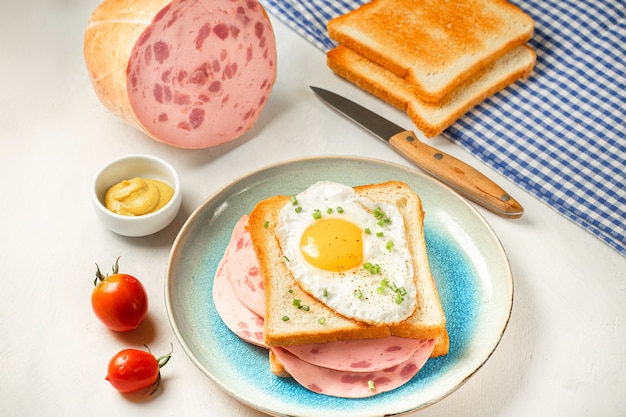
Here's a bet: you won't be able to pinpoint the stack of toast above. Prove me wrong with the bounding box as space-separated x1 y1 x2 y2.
327 0 536 138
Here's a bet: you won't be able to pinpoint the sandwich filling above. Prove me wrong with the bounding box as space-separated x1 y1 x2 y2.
274 181 417 325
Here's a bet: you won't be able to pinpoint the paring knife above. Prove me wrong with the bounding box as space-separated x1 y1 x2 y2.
310 86 524 219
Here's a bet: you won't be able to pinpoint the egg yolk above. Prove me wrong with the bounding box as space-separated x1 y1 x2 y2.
300 218 363 272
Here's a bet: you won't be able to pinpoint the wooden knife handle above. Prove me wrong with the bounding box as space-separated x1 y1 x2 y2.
389 131 524 218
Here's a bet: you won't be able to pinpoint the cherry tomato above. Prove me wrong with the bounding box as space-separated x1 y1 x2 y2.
92 258 148 332
106 345 172 394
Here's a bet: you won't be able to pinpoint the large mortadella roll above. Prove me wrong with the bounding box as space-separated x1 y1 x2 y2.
84 0 277 149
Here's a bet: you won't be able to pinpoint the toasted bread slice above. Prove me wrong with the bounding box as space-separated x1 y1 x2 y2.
327 44 536 138
327 0 534 103
247 181 449 356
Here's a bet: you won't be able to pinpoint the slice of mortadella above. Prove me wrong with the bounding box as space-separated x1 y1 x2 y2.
213 253 267 348
224 215 265 316
84 0 277 149
271 339 436 398
282 337 430 372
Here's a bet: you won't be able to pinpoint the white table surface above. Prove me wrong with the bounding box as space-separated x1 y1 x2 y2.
1 1 624 416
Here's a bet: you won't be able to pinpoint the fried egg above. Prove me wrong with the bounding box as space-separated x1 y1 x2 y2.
275 181 417 324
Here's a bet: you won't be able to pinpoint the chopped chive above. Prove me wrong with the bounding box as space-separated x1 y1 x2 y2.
377 286 386 294
363 262 380 274
368 380 375 391
292 298 309 311
376 231 384 237
380 277 389 287
386 240 394 250
364 227 371 234
263 221 269 228
389 282 398 292
327 207 333 214
290 195 298 205
354 289 363 299
318 317 326 325
284 256 290 262
394 293 404 304
322 288 328 297
295 206 303 213
288 288 294 293
398 286 407 296
312 209 322 219
372 207 391 226
282 315 290 321
336 206 344 213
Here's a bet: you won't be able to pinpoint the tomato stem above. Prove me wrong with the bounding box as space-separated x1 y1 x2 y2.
93 257 122 286
112 257 120 275
144 343 173 395
94 263 105 286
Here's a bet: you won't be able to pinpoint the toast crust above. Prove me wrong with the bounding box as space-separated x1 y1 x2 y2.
327 0 534 103
327 45 536 137
247 181 448 355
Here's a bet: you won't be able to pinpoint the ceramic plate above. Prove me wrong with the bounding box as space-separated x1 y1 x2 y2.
166 156 513 417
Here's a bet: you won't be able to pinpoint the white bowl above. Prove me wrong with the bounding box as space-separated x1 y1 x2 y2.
92 154 182 237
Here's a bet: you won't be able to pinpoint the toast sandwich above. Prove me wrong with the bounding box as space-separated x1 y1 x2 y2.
247 181 449 358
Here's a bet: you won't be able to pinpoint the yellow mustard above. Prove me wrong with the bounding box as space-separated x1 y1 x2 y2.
104 177 174 216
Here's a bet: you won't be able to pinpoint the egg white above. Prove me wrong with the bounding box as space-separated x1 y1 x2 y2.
275 181 417 324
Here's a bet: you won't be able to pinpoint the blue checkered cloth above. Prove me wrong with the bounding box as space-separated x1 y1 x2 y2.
259 0 626 256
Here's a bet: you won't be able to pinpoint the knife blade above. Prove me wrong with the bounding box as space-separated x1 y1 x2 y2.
310 86 523 219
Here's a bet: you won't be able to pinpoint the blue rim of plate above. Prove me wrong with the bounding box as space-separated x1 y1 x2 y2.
165 156 513 417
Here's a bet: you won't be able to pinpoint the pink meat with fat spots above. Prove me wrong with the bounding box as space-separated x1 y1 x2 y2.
127 0 276 148
213 252 267 348
282 337 430 372
272 340 435 398
224 215 265 316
